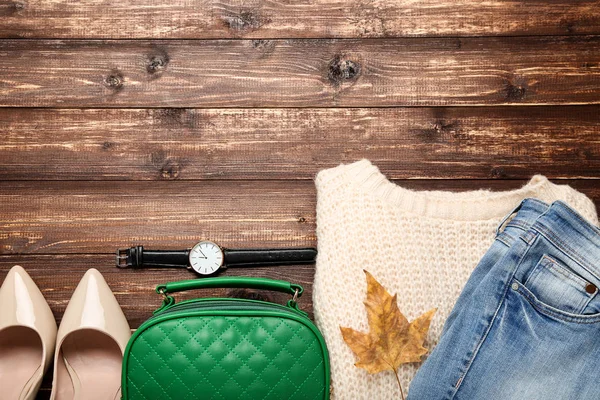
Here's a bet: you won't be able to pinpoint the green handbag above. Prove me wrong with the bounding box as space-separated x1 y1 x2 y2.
121 277 330 400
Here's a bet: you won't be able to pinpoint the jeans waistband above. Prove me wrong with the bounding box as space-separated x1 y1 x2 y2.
530 200 600 280
495 198 549 246
501 198 550 232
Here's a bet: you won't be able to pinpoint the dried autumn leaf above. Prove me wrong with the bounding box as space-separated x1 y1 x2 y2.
340 270 436 389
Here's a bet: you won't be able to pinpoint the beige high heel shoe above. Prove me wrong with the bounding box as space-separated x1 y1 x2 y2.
50 269 131 400
0 265 57 400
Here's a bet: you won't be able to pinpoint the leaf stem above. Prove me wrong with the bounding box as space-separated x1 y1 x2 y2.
393 369 405 400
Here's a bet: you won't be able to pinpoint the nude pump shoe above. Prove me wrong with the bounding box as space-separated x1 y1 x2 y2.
51 269 131 400
0 265 57 400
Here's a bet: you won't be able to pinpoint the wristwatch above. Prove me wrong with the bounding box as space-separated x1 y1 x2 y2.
116 241 317 276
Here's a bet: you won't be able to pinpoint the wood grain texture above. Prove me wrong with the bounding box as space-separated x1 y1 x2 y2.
0 180 316 254
1 37 600 107
0 178 598 324
1 0 600 39
1 106 599 180
0 0 598 398
1 179 598 255
0 255 316 327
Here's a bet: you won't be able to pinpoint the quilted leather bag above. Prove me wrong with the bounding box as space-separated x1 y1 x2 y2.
121 277 330 400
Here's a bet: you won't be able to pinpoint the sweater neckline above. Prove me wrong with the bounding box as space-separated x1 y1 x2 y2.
341 159 561 221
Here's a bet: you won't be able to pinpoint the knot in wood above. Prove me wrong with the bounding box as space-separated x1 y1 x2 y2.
13 1 26 11
104 74 123 89
252 39 269 49
490 167 507 178
251 39 275 52
561 19 576 33
506 84 526 100
160 161 180 179
102 141 115 150
147 55 168 74
504 76 528 102
328 56 360 85
225 10 262 32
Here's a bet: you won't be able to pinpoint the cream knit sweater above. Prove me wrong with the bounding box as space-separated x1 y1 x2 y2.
313 160 598 399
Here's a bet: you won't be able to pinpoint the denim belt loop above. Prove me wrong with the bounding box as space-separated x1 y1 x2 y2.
495 199 526 236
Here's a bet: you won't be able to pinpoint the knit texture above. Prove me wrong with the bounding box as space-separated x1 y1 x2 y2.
313 159 599 399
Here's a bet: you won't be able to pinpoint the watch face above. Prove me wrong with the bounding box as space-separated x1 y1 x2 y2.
189 241 224 275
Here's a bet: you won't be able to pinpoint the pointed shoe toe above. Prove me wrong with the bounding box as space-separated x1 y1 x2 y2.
0 265 57 400
51 268 131 400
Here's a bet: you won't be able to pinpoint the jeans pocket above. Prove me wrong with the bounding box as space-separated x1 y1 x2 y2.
523 254 598 315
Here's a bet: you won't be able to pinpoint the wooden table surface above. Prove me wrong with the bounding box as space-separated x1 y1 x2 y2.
1 1 599 397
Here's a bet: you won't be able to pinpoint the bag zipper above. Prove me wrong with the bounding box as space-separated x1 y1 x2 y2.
151 298 308 321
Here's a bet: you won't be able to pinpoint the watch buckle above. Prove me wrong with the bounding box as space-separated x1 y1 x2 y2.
115 249 129 268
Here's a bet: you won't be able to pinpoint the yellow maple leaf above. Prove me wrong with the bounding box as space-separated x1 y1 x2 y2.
340 270 436 399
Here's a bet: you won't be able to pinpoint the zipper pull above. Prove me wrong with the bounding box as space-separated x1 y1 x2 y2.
153 289 176 315
286 287 309 317
287 299 309 317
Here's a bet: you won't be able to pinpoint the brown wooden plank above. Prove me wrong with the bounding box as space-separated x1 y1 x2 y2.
1 37 600 107
1 179 598 255
0 180 316 254
1 106 598 180
0 255 316 327
1 0 600 39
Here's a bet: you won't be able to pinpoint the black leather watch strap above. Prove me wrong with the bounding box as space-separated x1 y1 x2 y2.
117 245 317 270
117 246 189 268
223 248 317 267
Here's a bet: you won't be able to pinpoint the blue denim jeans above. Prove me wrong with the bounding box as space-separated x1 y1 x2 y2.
408 199 600 400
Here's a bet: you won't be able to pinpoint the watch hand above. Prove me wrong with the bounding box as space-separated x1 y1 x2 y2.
198 248 207 258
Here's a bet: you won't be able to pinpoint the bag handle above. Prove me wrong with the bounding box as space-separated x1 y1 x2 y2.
156 277 304 298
